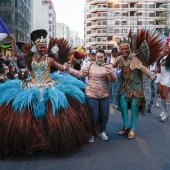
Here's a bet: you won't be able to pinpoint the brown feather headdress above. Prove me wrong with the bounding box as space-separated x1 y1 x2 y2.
47 37 72 64
128 29 164 66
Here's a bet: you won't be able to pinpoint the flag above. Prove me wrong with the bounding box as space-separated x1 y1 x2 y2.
0 17 25 61
0 17 10 41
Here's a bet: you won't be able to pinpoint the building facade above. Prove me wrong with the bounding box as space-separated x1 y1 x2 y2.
32 0 56 42
56 23 70 42
0 0 32 42
84 0 169 53
44 0 56 40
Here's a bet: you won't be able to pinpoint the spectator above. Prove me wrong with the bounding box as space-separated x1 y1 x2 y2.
7 65 17 80
0 53 9 69
0 65 9 83
107 48 119 64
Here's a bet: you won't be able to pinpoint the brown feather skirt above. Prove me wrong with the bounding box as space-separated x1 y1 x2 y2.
0 95 95 159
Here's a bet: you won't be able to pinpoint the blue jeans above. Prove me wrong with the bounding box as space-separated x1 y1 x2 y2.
86 97 110 132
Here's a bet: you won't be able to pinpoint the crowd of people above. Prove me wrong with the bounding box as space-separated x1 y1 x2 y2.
0 28 169 159
0 53 30 83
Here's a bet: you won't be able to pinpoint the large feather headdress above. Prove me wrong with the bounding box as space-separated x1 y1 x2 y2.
127 29 164 66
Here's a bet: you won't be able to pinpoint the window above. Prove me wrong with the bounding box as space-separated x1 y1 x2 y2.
122 21 127 25
122 4 128 8
114 4 120 8
149 21 154 25
150 4 155 8
137 12 142 16
149 13 155 17
107 20 115 25
130 20 137 25
108 12 116 17
122 13 128 17
137 4 142 8
122 29 127 33
0 0 11 6
107 29 115 33
137 21 142 25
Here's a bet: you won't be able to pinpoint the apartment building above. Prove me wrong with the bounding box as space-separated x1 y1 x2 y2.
56 23 70 42
84 0 169 53
0 0 32 42
32 0 56 42
44 0 56 40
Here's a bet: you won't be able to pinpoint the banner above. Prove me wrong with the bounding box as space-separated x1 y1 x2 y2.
0 17 10 42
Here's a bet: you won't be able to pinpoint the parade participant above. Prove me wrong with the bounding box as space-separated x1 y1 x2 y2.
0 29 94 159
81 50 96 84
69 46 87 70
65 49 117 142
107 47 119 64
156 37 170 122
112 29 163 139
81 50 96 68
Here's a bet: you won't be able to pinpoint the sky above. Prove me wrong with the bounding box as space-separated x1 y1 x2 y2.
52 0 85 38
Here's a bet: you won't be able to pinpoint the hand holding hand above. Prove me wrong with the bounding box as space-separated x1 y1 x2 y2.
105 64 113 74
63 62 70 71
150 73 156 80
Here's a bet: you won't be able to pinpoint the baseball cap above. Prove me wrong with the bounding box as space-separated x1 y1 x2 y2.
112 48 118 53
90 50 96 55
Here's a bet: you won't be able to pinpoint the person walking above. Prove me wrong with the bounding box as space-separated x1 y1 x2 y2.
65 49 117 142
112 37 157 139
156 37 170 122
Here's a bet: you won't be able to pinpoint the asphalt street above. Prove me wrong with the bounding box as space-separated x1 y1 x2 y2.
0 99 170 170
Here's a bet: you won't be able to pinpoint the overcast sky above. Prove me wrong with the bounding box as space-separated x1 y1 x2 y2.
52 0 85 38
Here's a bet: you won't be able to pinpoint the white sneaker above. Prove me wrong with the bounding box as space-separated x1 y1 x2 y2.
88 136 94 143
155 102 159 107
98 131 108 141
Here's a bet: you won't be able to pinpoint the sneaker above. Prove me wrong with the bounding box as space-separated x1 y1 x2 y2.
88 136 94 143
155 102 159 107
98 131 108 141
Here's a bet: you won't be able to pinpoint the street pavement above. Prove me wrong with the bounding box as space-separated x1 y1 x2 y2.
0 100 170 170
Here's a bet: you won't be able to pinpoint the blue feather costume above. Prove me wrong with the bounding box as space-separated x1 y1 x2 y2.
0 56 94 158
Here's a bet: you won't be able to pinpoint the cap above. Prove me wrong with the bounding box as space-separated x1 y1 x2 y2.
90 50 96 55
112 48 118 53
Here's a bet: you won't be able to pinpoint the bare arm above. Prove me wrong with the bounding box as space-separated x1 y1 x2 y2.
130 57 156 79
8 34 23 59
48 57 66 71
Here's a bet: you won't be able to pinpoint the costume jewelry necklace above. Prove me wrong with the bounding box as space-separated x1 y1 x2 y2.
35 53 46 62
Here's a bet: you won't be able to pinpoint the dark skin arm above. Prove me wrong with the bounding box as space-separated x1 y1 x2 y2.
48 57 67 71
8 34 25 59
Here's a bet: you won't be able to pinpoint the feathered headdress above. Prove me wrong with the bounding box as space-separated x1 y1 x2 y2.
127 29 164 66
47 37 72 64
117 37 131 46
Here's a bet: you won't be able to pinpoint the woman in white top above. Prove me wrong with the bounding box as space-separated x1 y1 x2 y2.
156 38 170 122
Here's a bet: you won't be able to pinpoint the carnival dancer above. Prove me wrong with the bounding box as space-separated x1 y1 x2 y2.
0 29 95 159
65 49 117 142
156 37 170 122
111 29 163 139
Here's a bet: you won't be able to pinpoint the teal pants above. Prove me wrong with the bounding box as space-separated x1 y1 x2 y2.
119 93 139 131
